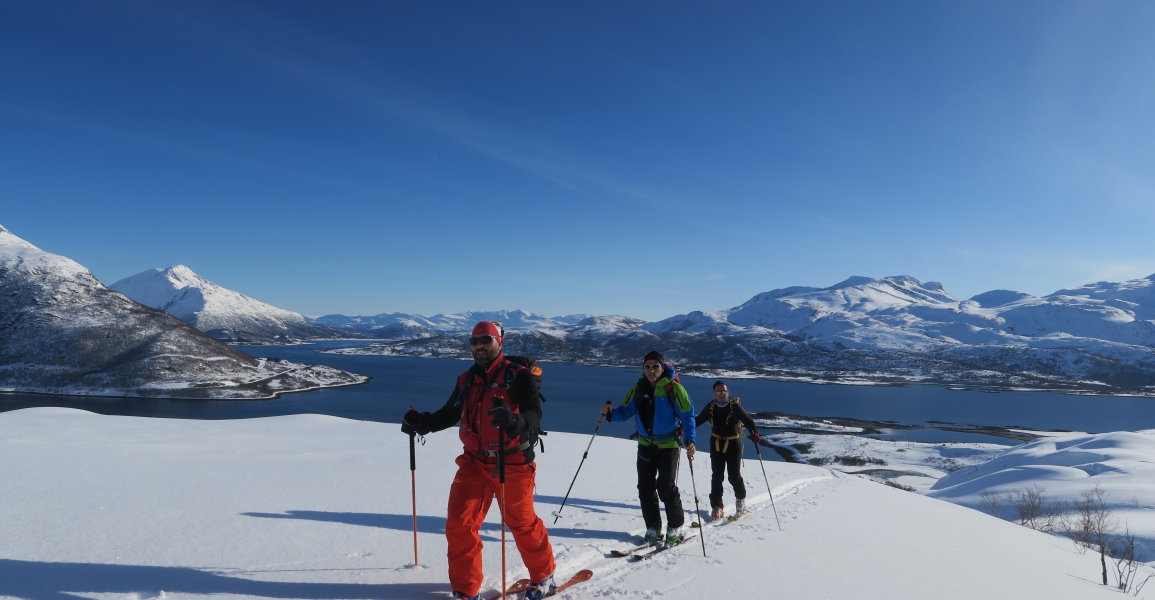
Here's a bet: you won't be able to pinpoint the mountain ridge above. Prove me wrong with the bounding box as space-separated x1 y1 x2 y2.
110 266 354 344
330 274 1155 394
0 225 366 398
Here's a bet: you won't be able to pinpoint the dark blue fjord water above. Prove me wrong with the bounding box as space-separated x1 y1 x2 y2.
5 341 1155 459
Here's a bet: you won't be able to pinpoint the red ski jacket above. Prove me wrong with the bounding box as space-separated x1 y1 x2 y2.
424 353 543 465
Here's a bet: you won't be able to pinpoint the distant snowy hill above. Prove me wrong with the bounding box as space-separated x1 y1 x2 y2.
110 266 353 344
331 275 1155 394
928 429 1155 556
313 308 589 336
0 224 366 398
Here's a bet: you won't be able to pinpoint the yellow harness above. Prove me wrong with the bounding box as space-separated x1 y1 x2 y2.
708 397 744 453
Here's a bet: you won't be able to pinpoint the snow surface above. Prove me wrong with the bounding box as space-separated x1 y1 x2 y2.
0 407 1136 599
929 429 1155 556
764 431 1008 492
0 224 93 283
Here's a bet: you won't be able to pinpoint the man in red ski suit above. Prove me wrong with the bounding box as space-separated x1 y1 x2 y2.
402 321 556 600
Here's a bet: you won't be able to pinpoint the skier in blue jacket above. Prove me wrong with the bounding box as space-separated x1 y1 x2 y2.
601 350 696 545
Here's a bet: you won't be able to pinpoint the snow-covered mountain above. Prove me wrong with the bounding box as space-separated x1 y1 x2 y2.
649 274 1155 350
110 265 353 344
313 308 589 336
333 275 1155 394
0 224 366 398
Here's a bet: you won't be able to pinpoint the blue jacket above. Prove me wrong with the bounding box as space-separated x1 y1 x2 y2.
610 376 696 449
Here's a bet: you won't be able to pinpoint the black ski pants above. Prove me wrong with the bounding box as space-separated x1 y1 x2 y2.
709 442 746 509
636 444 685 530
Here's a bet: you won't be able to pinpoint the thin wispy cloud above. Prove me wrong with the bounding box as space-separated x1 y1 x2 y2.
133 2 686 210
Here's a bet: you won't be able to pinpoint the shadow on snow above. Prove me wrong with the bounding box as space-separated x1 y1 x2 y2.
240 511 626 540
0 559 444 600
533 495 638 512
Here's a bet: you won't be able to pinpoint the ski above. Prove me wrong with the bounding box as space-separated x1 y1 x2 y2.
610 541 658 557
480 570 591 599
555 569 594 593
630 534 697 561
482 578 530 600
690 509 750 528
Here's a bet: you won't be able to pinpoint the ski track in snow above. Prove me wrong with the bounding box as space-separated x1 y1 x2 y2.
542 472 832 594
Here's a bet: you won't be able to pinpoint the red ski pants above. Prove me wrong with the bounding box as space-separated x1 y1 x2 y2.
446 454 555 597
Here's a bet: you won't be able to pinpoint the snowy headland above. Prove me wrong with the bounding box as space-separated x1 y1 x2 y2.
0 407 1141 599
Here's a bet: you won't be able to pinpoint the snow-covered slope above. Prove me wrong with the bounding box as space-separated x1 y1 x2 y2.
313 309 589 336
0 407 1133 599
929 429 1155 556
0 224 366 398
110 266 352 344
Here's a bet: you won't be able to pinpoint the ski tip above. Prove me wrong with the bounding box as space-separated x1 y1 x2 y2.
571 569 593 583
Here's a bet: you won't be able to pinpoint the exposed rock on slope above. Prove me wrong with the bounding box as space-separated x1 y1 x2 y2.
0 225 366 398
110 265 354 344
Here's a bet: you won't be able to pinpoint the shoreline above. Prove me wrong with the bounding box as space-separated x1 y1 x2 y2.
314 345 1155 398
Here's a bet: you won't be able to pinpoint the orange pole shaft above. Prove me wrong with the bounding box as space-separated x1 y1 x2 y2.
500 482 507 599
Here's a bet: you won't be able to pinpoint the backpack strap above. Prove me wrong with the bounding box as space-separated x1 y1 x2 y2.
504 364 518 388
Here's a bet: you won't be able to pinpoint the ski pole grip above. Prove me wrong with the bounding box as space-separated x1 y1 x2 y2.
408 406 417 471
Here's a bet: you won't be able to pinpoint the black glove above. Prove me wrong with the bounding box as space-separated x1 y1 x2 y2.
488 404 520 434
402 409 430 436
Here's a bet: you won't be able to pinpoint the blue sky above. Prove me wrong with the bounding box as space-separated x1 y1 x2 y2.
3 1 1154 321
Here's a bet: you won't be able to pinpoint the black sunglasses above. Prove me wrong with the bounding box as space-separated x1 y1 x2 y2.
470 336 497 346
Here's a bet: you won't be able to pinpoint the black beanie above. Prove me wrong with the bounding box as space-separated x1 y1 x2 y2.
643 350 665 364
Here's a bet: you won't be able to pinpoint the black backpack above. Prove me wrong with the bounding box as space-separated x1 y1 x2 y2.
502 355 547 452
503 355 546 403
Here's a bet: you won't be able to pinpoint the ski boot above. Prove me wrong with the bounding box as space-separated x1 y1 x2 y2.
735 498 747 514
711 506 724 522
665 526 684 546
524 573 557 600
644 527 664 545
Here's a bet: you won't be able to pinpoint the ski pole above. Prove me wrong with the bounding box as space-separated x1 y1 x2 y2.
752 437 783 531
407 406 419 567
553 411 605 524
498 427 507 600
687 451 707 557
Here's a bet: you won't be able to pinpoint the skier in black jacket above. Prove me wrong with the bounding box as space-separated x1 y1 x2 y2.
694 380 760 521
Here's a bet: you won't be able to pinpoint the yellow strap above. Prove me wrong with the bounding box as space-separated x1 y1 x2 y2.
710 432 741 453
